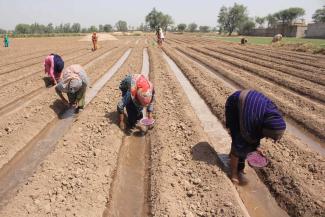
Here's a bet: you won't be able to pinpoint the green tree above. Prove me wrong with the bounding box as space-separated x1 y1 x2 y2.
46 23 54 33
98 24 104 32
145 8 173 31
199 26 210 32
103 24 113 32
188 23 198 32
266 14 277 28
71 23 81 33
255 17 265 28
238 19 255 35
177 23 187 32
217 3 248 35
160 14 173 31
274 7 305 25
15 24 31 34
146 8 163 30
312 6 325 23
55 24 64 33
88 25 98 32
63 23 71 33
115 20 128 32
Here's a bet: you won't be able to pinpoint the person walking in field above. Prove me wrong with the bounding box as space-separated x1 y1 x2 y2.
117 74 155 130
225 89 286 185
3 34 9 47
55 64 89 112
44 54 64 85
92 32 98 51
156 27 165 47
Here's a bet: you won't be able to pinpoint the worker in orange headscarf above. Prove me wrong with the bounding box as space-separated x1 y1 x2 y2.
92 32 98 51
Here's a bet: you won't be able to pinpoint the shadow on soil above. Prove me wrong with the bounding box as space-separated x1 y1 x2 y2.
105 111 120 127
191 142 229 174
49 99 69 119
42 77 54 88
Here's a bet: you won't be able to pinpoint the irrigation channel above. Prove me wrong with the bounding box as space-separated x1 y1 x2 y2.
162 51 289 217
105 48 151 216
0 49 132 209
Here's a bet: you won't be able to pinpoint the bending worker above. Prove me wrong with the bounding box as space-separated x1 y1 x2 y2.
225 89 286 184
117 74 154 130
44 54 64 85
55 64 89 112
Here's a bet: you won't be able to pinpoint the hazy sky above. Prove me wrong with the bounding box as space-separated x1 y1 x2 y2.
0 0 323 30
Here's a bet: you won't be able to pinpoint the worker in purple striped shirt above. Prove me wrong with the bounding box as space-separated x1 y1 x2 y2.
225 89 286 185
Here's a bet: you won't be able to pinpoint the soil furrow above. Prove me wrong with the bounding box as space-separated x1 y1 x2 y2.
0 47 108 88
191 46 325 104
205 46 325 85
170 35 325 67
0 45 118 108
0 46 89 75
173 45 325 143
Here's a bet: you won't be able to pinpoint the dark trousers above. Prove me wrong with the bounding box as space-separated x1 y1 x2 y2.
126 100 143 128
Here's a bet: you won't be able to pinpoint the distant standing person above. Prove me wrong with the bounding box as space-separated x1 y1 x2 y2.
225 89 286 184
156 27 165 47
44 54 64 85
92 32 98 51
117 74 155 130
55 64 89 112
3 34 9 47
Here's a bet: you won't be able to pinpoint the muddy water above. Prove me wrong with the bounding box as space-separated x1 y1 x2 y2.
105 134 150 217
141 48 149 76
163 51 289 217
105 48 151 217
178 49 325 156
0 49 132 209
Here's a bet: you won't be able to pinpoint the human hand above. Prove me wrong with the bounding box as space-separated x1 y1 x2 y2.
256 147 264 156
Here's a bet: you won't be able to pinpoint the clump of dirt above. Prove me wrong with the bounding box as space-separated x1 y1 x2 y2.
314 47 325 55
272 42 320 54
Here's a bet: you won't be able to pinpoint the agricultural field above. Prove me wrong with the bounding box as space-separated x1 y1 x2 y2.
0 34 324 217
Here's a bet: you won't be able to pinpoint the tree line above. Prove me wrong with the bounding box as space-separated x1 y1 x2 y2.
217 4 325 35
11 21 130 35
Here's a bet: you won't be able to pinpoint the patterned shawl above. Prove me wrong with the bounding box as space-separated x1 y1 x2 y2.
239 89 286 144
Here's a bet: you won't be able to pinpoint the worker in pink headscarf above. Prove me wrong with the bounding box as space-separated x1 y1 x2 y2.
44 54 64 85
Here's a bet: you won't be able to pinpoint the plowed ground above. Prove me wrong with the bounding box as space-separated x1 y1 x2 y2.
0 35 323 217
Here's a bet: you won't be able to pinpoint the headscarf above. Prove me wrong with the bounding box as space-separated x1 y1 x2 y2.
239 89 286 144
60 65 83 93
130 74 153 107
